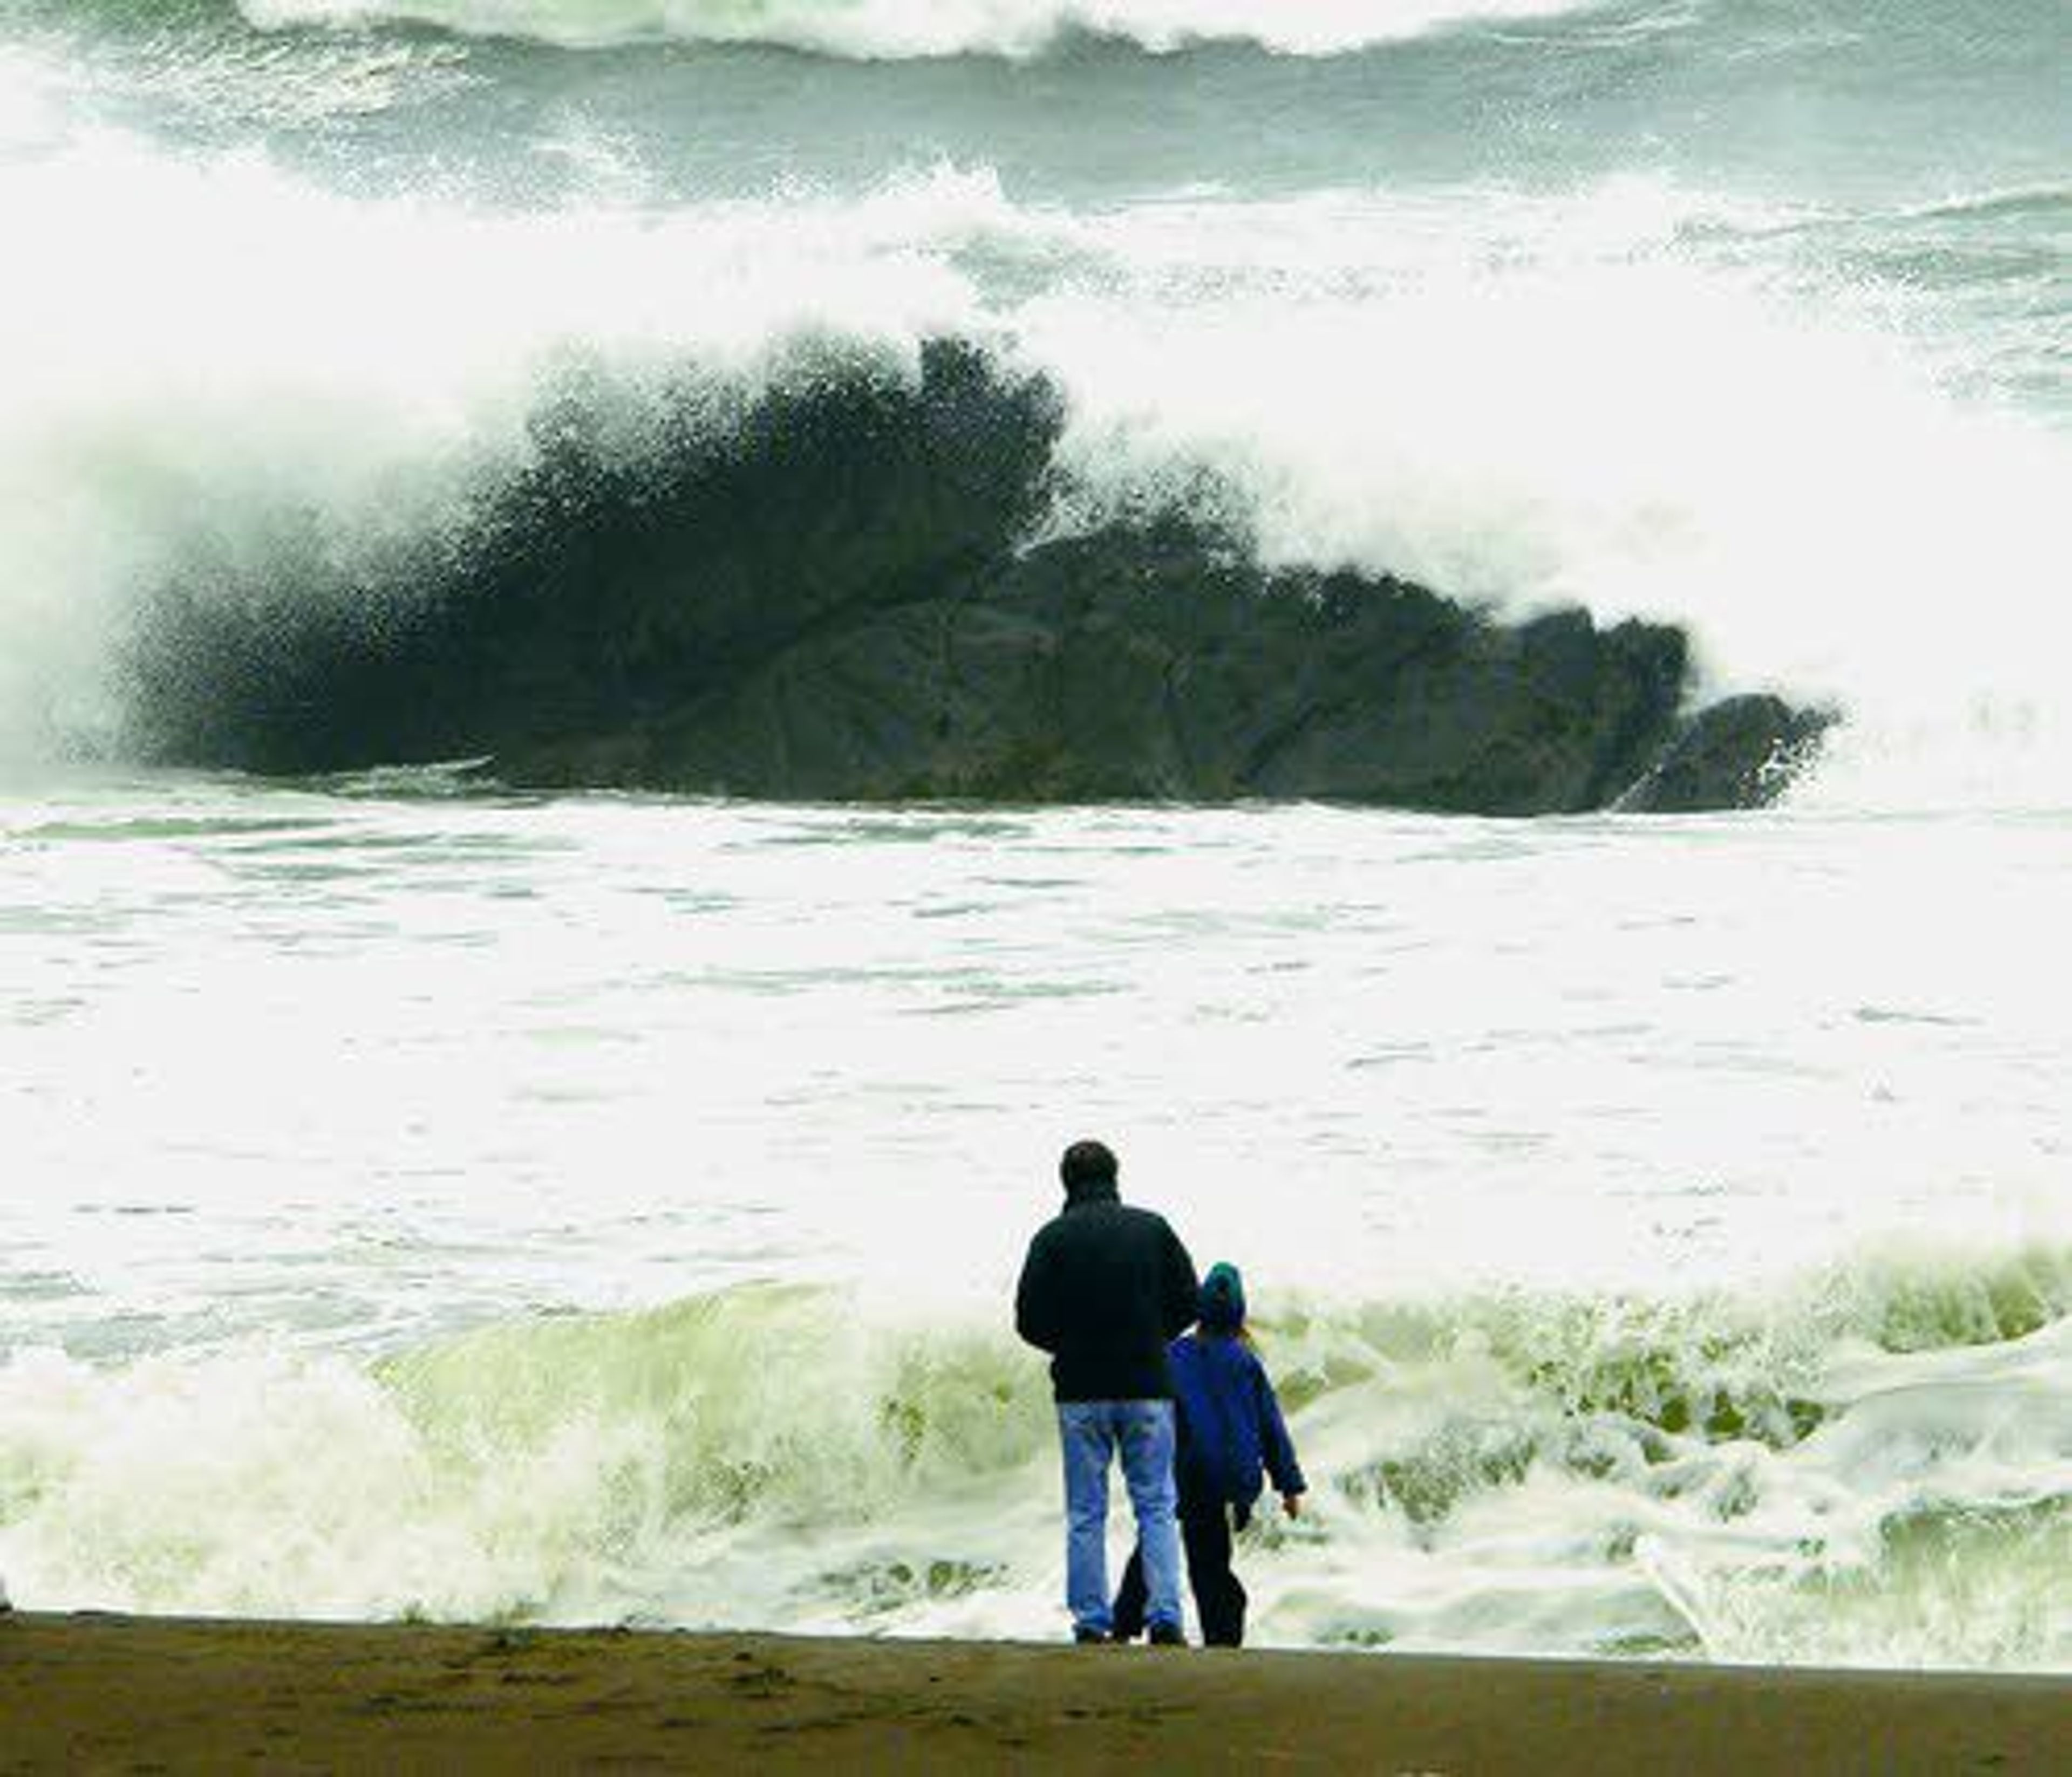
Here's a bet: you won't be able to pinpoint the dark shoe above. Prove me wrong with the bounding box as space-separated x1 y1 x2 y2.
1072 1625 1110 1645
1147 1622 1186 1647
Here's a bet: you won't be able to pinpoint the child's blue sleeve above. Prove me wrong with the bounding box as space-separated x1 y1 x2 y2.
1253 1354 1306 1496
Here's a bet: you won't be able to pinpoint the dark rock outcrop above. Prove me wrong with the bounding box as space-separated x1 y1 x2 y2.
124 338 1825 812
1619 694 1836 813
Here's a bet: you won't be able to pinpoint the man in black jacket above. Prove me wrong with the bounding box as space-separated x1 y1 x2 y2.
1015 1138 1199 1644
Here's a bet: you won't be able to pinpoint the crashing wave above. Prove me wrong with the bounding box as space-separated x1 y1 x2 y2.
118 334 1822 810
234 0 1601 61
4 1244 2071 1667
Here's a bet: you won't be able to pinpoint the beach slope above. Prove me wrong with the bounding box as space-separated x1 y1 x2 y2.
3 1614 2067 1773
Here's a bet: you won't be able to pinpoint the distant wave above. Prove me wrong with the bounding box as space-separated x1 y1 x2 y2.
233 0 1603 60
1886 182 2072 230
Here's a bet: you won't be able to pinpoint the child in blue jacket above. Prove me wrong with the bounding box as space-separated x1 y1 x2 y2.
1112 1261 1306 1646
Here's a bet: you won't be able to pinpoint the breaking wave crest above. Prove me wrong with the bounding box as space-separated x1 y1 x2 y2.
4 1245 2070 1666
231 0 1601 60
3 127 2066 806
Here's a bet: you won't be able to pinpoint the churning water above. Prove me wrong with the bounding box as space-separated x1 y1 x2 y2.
1 0 2068 1666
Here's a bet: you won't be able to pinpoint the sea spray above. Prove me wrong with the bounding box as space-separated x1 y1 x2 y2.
4 1252 2069 1663
0 131 974 766
3 110 2062 801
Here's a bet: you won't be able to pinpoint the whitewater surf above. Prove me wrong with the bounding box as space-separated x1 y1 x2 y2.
2 0 2068 1670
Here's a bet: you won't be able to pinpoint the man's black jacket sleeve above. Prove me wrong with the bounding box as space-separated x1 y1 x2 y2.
1015 1235 1058 1352
1161 1224 1199 1338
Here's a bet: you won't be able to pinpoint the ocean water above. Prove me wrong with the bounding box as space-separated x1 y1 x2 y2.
2 0 2069 1667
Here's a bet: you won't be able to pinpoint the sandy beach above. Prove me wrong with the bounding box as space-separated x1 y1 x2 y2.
1 1612 2065 1773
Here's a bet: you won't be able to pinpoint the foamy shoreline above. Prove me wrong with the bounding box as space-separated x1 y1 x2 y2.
3 1612 2067 1772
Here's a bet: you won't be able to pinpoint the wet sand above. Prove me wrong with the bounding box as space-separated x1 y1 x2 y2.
2 1611 2067 1773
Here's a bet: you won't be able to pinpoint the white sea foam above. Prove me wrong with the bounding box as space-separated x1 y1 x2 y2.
3 1257 2068 1664
235 0 1600 60
3 776 2069 1664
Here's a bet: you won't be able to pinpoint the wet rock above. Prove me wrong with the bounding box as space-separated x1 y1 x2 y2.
1620 694 1836 812
127 337 1827 815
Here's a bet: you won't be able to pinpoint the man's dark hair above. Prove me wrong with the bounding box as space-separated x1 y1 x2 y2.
1059 1139 1119 1194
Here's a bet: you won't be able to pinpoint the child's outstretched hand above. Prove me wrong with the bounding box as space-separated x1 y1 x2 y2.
1282 1492 1304 1519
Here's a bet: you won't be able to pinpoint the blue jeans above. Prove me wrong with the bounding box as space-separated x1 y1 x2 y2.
1056 1399 1183 1637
